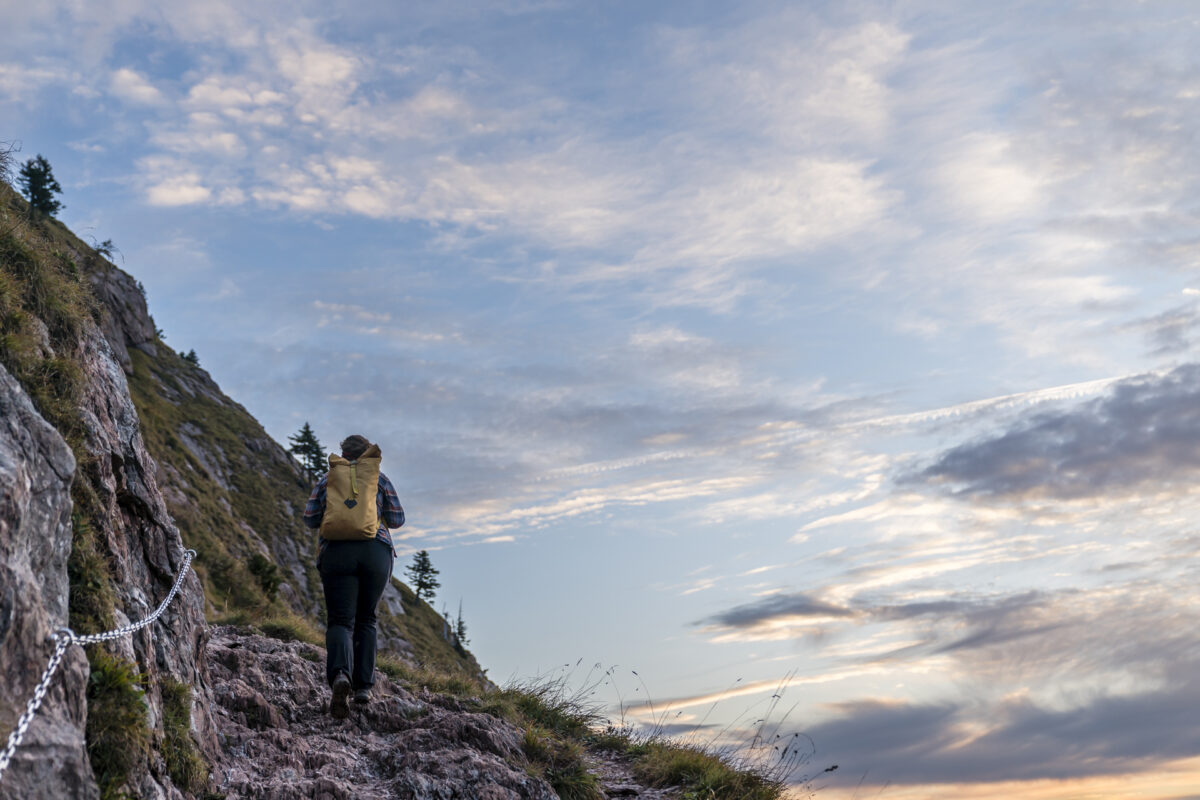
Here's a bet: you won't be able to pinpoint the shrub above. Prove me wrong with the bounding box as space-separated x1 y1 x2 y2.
247 553 282 601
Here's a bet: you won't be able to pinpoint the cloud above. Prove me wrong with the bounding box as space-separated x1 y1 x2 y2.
934 132 1044 221
146 174 212 206
0 62 75 101
110 67 164 105
910 364 1200 500
809 678 1200 785
699 593 856 629
1119 302 1200 356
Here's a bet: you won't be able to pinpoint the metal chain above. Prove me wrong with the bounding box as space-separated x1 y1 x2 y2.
0 549 196 786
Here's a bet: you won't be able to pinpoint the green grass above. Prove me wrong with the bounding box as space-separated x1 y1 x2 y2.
127 345 294 619
85 650 151 800
385 579 488 676
67 510 117 636
521 726 604 800
467 679 609 800
160 679 208 793
0 225 94 451
213 609 325 647
462 672 797 800
628 740 784 800
376 653 486 697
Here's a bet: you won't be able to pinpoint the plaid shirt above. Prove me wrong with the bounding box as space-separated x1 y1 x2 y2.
303 470 404 553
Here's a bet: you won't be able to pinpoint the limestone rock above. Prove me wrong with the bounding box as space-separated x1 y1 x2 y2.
88 263 157 376
72 321 221 787
207 627 558 799
0 363 96 799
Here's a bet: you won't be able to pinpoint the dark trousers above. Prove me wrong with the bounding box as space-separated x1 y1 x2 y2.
318 539 393 689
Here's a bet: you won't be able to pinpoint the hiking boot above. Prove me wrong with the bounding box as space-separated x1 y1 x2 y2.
353 688 370 705
330 672 351 719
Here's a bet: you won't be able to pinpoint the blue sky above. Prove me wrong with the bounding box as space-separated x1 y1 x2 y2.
6 1 1200 796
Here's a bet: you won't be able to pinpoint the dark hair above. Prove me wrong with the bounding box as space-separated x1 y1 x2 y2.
340 434 371 460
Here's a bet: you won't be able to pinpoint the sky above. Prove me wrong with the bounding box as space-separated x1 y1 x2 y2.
4 1 1200 796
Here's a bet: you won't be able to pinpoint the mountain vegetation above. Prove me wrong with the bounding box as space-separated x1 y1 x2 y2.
405 548 442 602
287 420 327 482
17 154 64 218
0 175 799 799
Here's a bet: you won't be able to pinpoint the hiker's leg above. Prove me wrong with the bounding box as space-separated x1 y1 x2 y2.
319 542 360 686
351 539 392 690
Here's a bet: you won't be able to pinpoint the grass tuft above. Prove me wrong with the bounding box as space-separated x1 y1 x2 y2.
86 650 151 800
630 740 783 800
522 726 604 800
67 508 117 636
376 653 486 697
214 609 325 646
160 679 209 792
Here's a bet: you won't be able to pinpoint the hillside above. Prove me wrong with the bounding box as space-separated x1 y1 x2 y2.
83 203 482 674
0 182 796 800
0 183 486 797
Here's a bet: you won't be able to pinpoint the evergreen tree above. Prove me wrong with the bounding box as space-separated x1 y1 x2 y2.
180 349 199 366
288 422 327 482
18 154 63 218
405 550 440 602
455 600 469 646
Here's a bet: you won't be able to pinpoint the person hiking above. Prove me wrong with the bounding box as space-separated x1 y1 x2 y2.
302 434 404 719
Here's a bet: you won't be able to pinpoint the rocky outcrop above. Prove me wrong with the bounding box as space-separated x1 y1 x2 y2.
0 205 504 798
207 626 557 799
74 309 220 794
0 364 95 799
88 264 157 376
1 243 216 797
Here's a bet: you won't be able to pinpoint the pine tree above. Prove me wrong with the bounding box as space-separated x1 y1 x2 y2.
18 154 63 218
180 349 199 366
455 600 469 646
405 550 440 602
288 422 327 482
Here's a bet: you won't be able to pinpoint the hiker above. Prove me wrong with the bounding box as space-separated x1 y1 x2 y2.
302 434 404 719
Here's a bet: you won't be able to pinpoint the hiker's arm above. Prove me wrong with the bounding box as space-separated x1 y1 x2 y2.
302 476 327 529
378 474 405 529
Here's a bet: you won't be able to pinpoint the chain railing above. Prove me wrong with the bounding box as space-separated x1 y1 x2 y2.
0 549 196 786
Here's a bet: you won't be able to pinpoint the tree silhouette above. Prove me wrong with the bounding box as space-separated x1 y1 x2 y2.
405 550 440 602
455 600 469 646
288 422 327 482
18 154 63 218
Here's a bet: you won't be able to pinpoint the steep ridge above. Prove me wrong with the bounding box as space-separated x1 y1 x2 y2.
114 268 472 670
0 188 484 798
1 186 779 800
1 189 216 798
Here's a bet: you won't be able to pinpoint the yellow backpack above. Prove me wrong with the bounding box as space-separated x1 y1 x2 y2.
319 443 383 540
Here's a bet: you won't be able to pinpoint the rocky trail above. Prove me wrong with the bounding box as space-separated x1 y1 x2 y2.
207 627 678 799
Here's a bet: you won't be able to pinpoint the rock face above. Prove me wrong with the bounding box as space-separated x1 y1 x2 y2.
0 364 96 799
87 264 157 376
74 307 221 795
0 206 498 798
1 238 217 796
207 627 558 800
